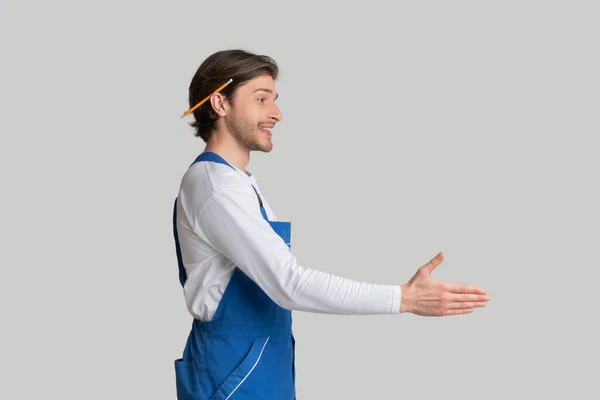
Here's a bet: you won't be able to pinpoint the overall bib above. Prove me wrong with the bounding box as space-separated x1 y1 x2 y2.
173 152 296 400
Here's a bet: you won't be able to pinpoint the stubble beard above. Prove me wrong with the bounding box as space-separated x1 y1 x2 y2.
227 113 272 153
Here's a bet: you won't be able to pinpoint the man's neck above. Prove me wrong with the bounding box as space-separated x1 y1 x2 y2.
204 134 251 176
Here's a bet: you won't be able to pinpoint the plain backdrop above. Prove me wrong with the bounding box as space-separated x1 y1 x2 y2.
1 1 598 398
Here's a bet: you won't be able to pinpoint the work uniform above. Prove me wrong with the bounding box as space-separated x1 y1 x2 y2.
173 151 401 399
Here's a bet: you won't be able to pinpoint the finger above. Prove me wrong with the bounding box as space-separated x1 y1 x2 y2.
444 308 473 316
445 293 491 302
447 302 487 310
422 252 445 274
445 282 487 295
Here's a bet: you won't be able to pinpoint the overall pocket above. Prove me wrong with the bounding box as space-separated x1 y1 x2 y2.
174 358 197 400
207 336 271 400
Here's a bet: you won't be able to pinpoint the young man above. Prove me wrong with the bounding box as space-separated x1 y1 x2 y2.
172 49 490 400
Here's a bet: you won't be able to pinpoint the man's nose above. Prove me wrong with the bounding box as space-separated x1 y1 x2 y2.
270 103 283 122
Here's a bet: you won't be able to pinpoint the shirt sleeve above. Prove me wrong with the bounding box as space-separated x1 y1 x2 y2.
196 185 401 315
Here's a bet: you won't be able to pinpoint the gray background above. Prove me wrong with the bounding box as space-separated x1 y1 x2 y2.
1 0 598 398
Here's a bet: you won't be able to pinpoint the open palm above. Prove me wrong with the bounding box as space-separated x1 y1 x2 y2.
400 252 490 316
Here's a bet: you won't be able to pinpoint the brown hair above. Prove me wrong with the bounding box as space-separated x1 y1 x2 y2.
187 49 279 142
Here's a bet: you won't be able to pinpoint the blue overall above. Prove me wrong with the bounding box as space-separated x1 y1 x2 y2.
173 152 296 399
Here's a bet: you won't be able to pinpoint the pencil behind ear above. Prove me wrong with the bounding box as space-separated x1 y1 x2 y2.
182 78 233 118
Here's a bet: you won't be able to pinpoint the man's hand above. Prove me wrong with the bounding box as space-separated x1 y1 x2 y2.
400 252 490 316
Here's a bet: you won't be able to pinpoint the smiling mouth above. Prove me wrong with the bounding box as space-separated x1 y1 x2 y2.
258 126 273 137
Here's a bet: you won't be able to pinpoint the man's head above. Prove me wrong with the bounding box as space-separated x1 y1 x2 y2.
188 49 282 152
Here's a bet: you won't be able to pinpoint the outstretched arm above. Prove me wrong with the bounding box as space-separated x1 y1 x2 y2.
197 186 401 315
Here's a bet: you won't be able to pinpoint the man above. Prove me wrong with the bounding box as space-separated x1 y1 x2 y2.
173 49 490 400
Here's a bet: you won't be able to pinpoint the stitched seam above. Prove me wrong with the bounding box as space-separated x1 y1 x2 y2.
197 162 257 219
205 161 254 197
197 189 261 222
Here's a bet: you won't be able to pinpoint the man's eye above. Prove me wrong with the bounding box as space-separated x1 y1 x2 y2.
258 98 265 103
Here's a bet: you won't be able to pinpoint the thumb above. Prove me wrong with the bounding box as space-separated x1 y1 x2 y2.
421 252 444 275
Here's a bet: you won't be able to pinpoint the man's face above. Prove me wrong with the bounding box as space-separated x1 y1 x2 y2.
224 74 282 152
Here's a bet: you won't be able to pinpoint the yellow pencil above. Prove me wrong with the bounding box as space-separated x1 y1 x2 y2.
181 78 233 118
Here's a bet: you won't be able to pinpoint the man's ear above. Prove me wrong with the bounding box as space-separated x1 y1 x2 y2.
210 93 229 117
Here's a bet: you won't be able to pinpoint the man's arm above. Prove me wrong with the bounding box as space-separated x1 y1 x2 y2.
192 182 490 316
197 186 401 315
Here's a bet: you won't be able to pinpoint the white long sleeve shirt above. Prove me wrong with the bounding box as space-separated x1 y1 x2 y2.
175 157 401 322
